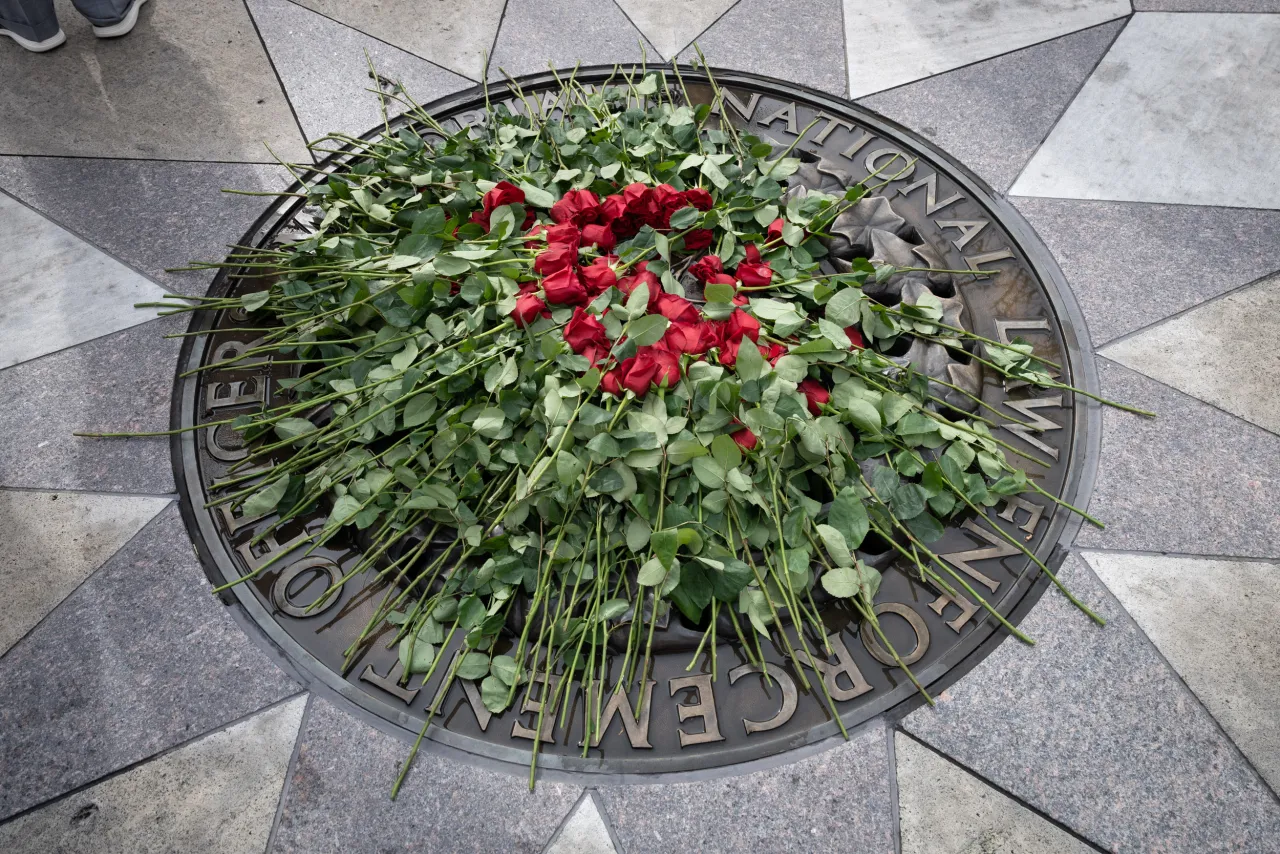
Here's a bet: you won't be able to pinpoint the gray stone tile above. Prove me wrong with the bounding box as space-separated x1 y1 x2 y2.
489 0 657 82
1011 197 1280 345
269 698 582 854
0 316 182 494
614 0 737 60
1085 551 1280 793
0 490 168 656
0 157 288 297
0 697 305 854
1134 0 1280 10
904 555 1280 853
546 794 617 854
0 192 168 370
597 725 894 854
1077 358 1280 559
895 734 1096 854
1012 13 1280 208
860 21 1124 192
675 0 849 97
291 0 504 80
0 0 308 162
0 505 299 820
843 0 1129 97
1100 273 1280 435
247 0 473 144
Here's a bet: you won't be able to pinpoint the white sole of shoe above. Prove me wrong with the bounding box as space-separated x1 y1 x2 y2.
92 0 149 38
0 27 66 52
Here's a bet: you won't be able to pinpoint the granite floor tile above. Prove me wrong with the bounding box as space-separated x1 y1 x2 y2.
597 725 894 854
859 20 1124 192
0 697 305 854
269 697 581 853
546 794 617 854
1012 13 1280 208
291 0 503 80
247 0 473 145
1076 358 1280 558
843 0 1129 98
0 490 168 657
1085 551 1280 793
895 734 1096 854
0 192 168 370
675 0 848 97
1134 0 1280 11
1100 273 1280 435
0 505 299 820
1011 198 1280 345
614 0 738 60
0 316 182 494
0 158 288 297
489 0 656 82
0 0 307 162
904 555 1280 853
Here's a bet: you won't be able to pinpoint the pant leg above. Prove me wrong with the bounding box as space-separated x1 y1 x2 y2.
0 0 60 41
67 0 132 27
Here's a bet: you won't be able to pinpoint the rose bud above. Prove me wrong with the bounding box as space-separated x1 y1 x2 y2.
563 307 609 356
730 426 759 451
544 222 581 247
601 366 625 397
654 292 701 324
689 254 724 283
512 292 547 327
735 243 773 287
581 256 618 296
766 218 785 243
797 378 831 415
620 355 657 397
681 228 714 252
542 267 590 305
581 223 616 250
550 188 602 227
726 308 761 343
844 326 866 349
682 187 714 211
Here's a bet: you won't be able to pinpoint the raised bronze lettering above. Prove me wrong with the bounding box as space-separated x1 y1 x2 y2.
897 172 963 214
796 633 873 701
934 219 989 251
865 148 916 183
668 673 724 747
1003 396 1064 461
360 659 419 704
756 101 799 135
729 663 798 734
511 673 560 743
940 519 1018 591
861 603 931 666
583 680 654 748
270 556 343 618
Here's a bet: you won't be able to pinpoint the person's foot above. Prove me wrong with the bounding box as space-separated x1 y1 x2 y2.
92 0 149 38
0 27 66 52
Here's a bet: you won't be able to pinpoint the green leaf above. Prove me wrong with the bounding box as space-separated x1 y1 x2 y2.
709 433 743 471
827 489 869 550
821 565 859 598
735 333 766 380
458 595 486 629
772 354 807 382
587 467 625 494
905 511 945 543
456 652 490 680
880 393 913 427
471 407 506 438
484 357 518 392
669 206 701 229
273 417 316 441
403 394 435 428
666 439 708 465
480 675 510 713
824 288 863 326
845 398 882 435
892 483 927 519
399 637 436 674
815 524 854 567
490 654 519 686
598 599 630 622
518 182 556 208
241 290 271 311
629 314 669 346
690 455 727 488
650 529 679 566
637 556 667 586
327 494 362 527
625 516 651 552
241 476 288 517
390 340 419 371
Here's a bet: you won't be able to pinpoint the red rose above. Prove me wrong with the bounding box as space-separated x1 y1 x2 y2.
564 307 609 356
655 292 701 324
682 188 714 211
647 345 682 388
512 291 547 327
730 427 758 451
601 194 627 222
550 189 602 227
533 242 578 276
542 267 589 305
581 257 618 296
689 255 724 283
717 336 740 367
766 218 784 243
726 308 761 343
619 355 655 397
544 223 581 247
581 223 616 250
682 229 714 252
762 342 787 364
601 366 625 397
472 181 526 231
523 223 548 248
615 269 662 313
844 326 866 349
661 320 715 355
797 379 830 415
735 244 773 288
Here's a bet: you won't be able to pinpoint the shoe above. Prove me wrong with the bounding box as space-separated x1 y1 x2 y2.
93 0 149 38
0 27 66 52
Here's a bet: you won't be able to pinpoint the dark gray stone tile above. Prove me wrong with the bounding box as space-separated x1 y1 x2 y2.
489 0 657 81
0 505 299 820
1012 198 1280 345
0 157 288 297
1134 3 1280 15
675 0 849 97
904 554 1280 854
859 21 1125 192
597 725 894 854
0 317 181 494
1077 358 1280 558
247 0 473 144
270 698 582 854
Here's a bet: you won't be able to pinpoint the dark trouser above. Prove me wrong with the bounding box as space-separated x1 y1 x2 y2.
0 0 133 41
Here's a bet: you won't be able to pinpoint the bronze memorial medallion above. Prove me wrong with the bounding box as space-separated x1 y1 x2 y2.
173 68 1098 778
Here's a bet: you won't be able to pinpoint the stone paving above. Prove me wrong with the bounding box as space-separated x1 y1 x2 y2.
1 1 1278 852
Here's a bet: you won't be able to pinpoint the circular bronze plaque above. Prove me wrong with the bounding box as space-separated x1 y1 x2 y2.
173 67 1098 778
